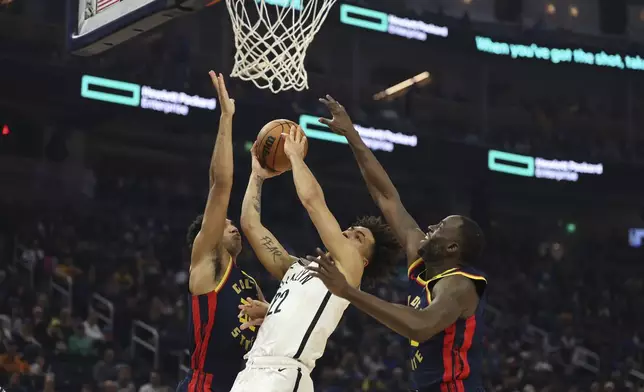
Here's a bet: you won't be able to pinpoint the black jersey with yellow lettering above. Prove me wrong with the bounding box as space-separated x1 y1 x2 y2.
182 259 261 392
407 260 488 392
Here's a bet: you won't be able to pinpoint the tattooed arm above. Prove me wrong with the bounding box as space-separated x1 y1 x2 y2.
240 168 294 280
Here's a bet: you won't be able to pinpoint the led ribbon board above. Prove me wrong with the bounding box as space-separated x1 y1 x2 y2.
339 4 448 41
299 114 417 152
488 149 603 182
81 75 217 116
475 35 644 71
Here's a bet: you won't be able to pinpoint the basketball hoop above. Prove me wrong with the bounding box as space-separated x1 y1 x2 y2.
225 0 337 93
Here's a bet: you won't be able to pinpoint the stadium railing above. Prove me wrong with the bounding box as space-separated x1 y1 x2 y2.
51 269 73 309
131 320 160 369
178 349 190 380
89 293 114 330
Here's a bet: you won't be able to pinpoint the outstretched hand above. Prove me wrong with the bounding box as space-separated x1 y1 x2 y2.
319 95 358 139
305 248 351 298
209 71 235 116
238 297 269 330
251 142 282 179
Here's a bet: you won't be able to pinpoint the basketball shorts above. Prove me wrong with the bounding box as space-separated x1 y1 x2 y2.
229 356 313 392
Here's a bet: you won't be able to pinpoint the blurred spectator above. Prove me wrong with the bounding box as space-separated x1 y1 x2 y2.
94 348 118 383
138 371 165 392
0 343 29 373
116 365 136 392
68 323 94 356
84 311 105 342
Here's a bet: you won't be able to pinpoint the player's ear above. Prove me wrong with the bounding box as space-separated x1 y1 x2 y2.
447 242 459 254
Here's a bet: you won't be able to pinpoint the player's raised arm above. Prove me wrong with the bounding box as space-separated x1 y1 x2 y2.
307 250 479 343
319 96 423 265
284 127 362 288
191 72 235 269
240 143 295 280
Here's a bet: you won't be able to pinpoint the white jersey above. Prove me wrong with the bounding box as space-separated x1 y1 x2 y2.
246 258 349 371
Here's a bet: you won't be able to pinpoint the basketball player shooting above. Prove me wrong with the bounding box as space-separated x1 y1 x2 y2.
306 96 489 392
176 72 265 392
232 126 400 392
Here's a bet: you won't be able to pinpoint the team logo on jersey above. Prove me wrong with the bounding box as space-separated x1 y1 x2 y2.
281 267 314 286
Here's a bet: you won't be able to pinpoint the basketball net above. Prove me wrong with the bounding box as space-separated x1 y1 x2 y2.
225 0 337 93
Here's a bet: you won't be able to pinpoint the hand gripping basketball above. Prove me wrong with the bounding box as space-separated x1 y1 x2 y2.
250 142 282 179
283 126 308 161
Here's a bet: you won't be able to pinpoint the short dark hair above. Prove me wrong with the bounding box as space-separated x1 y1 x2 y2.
458 216 485 263
353 216 402 281
187 215 203 249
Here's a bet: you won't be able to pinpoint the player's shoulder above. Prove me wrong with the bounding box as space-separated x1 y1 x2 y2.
452 265 488 297
457 265 488 281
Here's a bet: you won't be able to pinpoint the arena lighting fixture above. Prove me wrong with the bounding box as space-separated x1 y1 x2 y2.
569 5 579 18
373 72 431 101
546 3 556 15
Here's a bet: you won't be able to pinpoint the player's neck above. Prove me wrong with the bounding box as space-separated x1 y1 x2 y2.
218 249 236 268
423 259 459 278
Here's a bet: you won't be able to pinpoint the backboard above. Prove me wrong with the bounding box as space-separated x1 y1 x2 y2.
66 0 218 56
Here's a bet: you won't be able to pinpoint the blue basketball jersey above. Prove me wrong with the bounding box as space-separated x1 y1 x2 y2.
182 259 261 392
407 260 488 392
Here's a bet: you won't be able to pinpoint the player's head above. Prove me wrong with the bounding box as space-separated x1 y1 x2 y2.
187 215 242 258
343 216 401 280
417 215 485 264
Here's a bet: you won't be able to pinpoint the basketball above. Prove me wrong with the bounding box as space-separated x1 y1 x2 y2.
256 119 308 172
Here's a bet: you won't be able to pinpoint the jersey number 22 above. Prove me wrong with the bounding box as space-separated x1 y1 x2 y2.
266 288 290 316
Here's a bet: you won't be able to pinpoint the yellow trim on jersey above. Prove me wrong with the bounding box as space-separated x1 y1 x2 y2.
408 258 424 277
214 256 234 293
408 258 430 285
241 270 259 287
433 270 487 283
423 269 484 304
427 267 459 283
